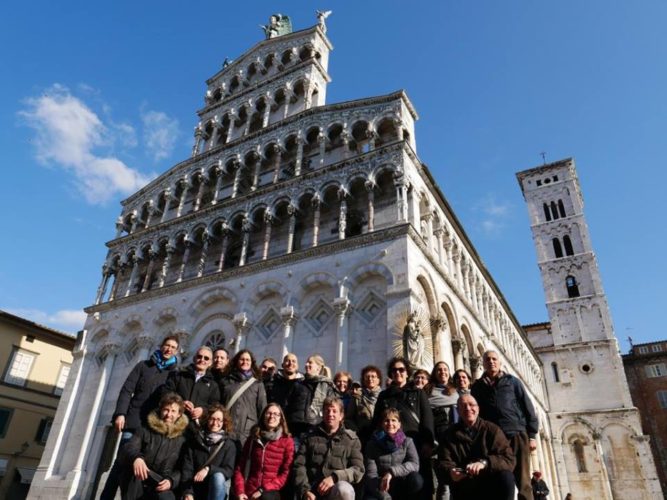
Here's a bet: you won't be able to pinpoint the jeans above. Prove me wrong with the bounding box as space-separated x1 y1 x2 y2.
208 472 227 500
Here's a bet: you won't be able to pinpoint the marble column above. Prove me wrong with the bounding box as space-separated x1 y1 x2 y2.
280 306 297 357
232 160 244 198
193 173 208 212
294 135 305 176
140 248 157 292
197 232 210 278
286 205 297 254
338 194 347 240
159 243 175 288
177 239 192 282
394 174 409 222
452 338 466 370
365 181 375 232
212 165 224 205
262 212 273 260
176 178 190 218
239 217 251 266
95 266 112 305
333 297 351 371
317 131 326 167
271 144 283 184
217 226 230 272
232 313 249 354
124 254 141 297
312 197 321 247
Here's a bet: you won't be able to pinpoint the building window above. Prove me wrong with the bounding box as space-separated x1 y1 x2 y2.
4 349 36 387
54 364 71 396
35 417 53 445
646 364 667 378
563 235 574 256
566 275 580 298
543 203 551 222
552 238 563 258
558 199 566 218
551 201 559 220
652 344 664 353
657 391 667 409
573 439 588 473
551 361 560 382
638 346 649 354
0 408 13 438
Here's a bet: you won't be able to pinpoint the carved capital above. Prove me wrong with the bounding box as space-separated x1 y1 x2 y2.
470 355 482 372
451 337 467 355
280 305 297 326
233 312 250 333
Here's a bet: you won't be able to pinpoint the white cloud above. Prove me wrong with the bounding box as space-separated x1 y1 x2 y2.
473 196 512 236
6 308 86 333
19 84 152 205
142 109 180 162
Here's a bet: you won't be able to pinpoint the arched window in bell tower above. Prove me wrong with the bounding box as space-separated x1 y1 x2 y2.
573 439 588 473
566 275 580 298
551 201 559 220
543 203 552 222
551 361 560 382
558 199 566 218
563 235 574 256
552 238 563 258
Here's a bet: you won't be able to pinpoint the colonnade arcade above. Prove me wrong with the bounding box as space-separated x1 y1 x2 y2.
97 164 404 305
115 107 410 237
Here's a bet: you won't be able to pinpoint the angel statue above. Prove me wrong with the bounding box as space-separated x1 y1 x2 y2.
260 14 292 39
316 10 332 33
403 311 426 369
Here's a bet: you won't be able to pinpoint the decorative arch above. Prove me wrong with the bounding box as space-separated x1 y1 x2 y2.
349 262 394 287
247 280 289 309
189 286 238 316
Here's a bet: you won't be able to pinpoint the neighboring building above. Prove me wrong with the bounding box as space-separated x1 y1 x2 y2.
518 159 662 500
623 340 667 495
30 14 552 499
0 310 75 500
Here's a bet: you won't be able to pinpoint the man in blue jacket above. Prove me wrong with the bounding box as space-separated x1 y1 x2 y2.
100 334 180 499
471 351 538 500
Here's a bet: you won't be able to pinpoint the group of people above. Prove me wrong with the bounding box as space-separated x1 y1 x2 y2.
100 334 545 500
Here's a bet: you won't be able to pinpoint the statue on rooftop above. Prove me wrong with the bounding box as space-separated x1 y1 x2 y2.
261 14 292 39
316 10 332 33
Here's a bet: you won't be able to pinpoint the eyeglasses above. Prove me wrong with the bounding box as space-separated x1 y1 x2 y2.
208 417 223 423
265 412 281 417
391 367 407 374
196 355 211 361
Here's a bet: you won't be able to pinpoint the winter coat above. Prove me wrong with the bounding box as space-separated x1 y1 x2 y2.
219 371 267 445
364 432 420 479
373 383 435 447
427 386 459 444
232 429 294 496
345 386 381 444
285 375 336 436
471 372 539 438
267 370 303 408
119 410 189 499
161 364 220 410
293 425 365 498
181 430 239 497
437 417 515 483
113 358 178 432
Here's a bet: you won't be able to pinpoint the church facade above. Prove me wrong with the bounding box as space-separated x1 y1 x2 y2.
28 15 656 500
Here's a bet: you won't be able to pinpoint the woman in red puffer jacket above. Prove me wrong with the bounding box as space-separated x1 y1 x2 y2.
233 402 294 500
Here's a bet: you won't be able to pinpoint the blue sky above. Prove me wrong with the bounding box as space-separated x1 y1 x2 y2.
1 1 664 352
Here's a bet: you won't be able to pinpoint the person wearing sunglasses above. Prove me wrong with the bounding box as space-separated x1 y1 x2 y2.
162 346 220 425
372 357 435 497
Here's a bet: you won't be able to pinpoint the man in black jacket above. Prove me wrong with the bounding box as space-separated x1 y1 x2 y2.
100 335 180 500
162 346 220 424
471 350 539 500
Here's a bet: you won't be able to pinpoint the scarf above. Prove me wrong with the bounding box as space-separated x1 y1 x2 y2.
204 429 226 447
151 350 177 371
372 429 407 453
260 428 283 442
239 369 254 380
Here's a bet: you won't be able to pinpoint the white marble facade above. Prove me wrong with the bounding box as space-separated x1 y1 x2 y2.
32 18 552 499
